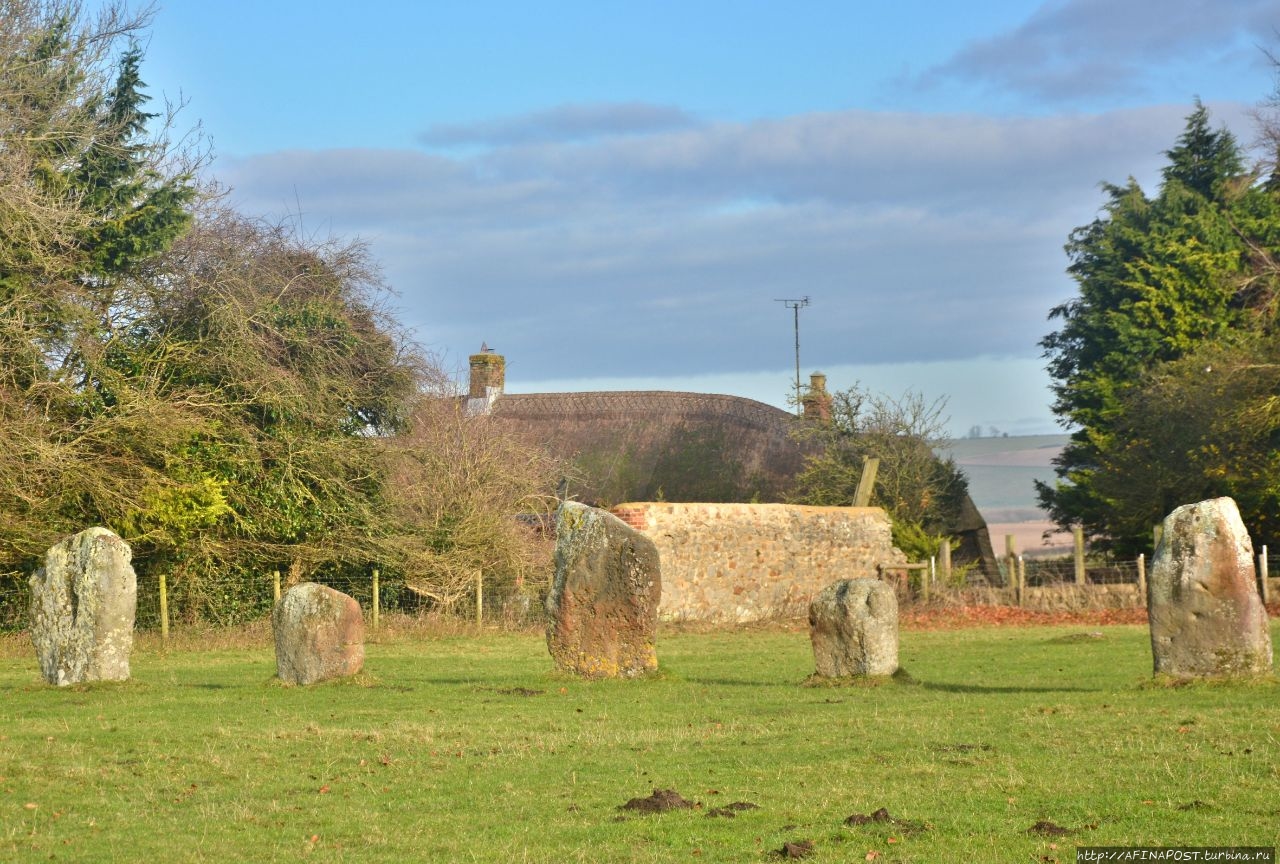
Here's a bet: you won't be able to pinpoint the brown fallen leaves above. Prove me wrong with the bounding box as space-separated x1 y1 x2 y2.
900 605 1148 631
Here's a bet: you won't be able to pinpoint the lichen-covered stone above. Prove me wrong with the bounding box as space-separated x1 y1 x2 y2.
29 527 137 686
272 583 365 685
1149 497 1272 679
808 578 898 677
546 502 661 678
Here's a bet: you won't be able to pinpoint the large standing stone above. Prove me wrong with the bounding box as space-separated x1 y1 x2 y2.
546 502 661 678
808 578 898 677
29 527 137 686
272 583 365 685
1149 497 1272 678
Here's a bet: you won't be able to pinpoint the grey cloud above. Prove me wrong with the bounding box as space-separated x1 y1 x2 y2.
215 101 1254 384
922 0 1276 104
471 105 1207 218
418 102 698 148
227 105 1213 231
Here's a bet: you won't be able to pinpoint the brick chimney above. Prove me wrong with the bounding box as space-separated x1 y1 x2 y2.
468 343 505 399
801 372 832 422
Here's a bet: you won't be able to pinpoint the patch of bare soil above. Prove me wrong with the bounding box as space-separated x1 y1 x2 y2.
843 807 927 833
1027 820 1072 836
705 801 759 818
1046 631 1105 643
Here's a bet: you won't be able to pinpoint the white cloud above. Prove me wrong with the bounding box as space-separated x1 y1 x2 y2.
419 102 698 148
214 100 1256 388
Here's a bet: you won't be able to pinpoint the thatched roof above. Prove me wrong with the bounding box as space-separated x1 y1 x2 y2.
489 390 808 506
467 361 998 578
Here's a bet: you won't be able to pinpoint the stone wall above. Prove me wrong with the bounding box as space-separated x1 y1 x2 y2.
961 584 1142 611
610 502 906 622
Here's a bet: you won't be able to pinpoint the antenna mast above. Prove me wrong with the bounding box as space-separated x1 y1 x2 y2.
775 296 810 413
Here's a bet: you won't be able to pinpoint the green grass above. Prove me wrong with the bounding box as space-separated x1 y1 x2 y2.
1 621 1278 862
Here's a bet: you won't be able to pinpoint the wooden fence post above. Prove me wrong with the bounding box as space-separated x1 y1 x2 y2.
853 457 879 507
1005 534 1017 594
1136 553 1147 608
1073 526 1086 586
1259 546 1270 605
475 570 483 627
1016 556 1026 608
939 541 952 586
371 568 380 632
159 572 169 648
273 569 281 604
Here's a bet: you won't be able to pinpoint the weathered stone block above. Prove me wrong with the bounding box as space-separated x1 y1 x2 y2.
1149 497 1272 678
546 502 661 678
272 583 365 685
808 578 898 677
29 527 137 686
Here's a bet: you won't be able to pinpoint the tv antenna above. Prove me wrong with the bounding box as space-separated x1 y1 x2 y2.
775 296 810 413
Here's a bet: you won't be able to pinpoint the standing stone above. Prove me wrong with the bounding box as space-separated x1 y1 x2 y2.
272 583 365 685
808 578 898 677
546 502 661 678
29 527 137 686
1149 497 1272 678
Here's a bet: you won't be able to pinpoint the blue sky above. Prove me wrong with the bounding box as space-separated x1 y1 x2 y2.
135 0 1278 436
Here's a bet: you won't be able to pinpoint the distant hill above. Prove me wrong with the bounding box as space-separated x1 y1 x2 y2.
938 434 1068 521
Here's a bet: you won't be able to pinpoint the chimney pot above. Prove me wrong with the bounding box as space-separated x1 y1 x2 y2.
468 346 506 398
801 371 832 422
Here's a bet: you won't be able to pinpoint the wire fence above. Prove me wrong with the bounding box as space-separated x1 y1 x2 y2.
968 551 1277 612
3 552 1274 634
1010 557 1144 587
1003 554 1277 588
0 567 538 634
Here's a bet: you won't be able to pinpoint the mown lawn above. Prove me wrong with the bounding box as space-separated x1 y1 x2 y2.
1 620 1277 862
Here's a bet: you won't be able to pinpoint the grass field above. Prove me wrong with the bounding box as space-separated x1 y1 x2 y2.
2 619 1277 863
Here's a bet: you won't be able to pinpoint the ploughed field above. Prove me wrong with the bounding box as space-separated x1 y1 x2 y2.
942 434 1076 558
1 618 1277 862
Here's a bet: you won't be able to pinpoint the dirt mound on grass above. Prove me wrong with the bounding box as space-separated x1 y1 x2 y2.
773 839 814 858
619 789 697 813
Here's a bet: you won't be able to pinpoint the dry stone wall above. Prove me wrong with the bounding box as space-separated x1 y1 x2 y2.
611 503 906 622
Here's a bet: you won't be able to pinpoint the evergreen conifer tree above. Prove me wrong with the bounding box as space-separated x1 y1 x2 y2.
1040 102 1278 551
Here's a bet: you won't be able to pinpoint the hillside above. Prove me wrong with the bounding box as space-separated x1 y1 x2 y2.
939 434 1067 519
939 434 1072 556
